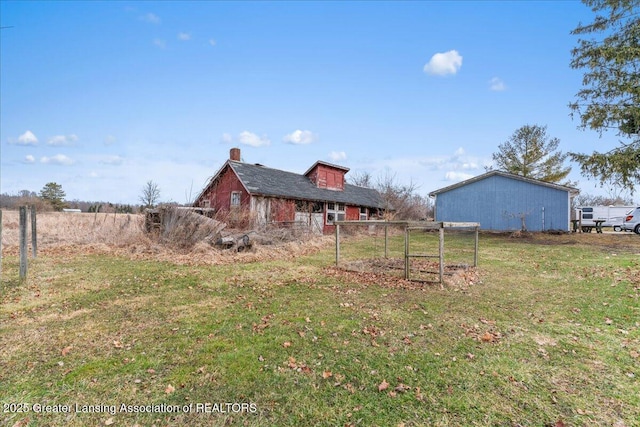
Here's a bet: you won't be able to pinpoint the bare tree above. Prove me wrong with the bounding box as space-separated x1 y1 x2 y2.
573 192 634 208
348 171 374 188
140 180 161 209
375 170 431 220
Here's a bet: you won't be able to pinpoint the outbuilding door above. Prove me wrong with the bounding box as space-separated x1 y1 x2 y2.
294 211 323 234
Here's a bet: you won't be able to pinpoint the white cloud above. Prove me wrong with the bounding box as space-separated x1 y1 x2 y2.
140 12 161 24
153 39 166 49
98 155 124 165
13 130 38 145
283 130 317 145
417 157 447 170
238 131 271 147
177 32 191 41
489 77 506 91
461 161 479 170
208 39 217 47
406 147 486 180
24 155 35 163
445 171 474 182
41 154 74 166
423 50 463 76
47 134 78 146
104 135 116 145
328 151 347 162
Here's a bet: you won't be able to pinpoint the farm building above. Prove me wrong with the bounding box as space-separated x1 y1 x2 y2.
194 148 385 234
428 170 578 232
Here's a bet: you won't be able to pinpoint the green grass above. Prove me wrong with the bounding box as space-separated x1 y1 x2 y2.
1 233 639 426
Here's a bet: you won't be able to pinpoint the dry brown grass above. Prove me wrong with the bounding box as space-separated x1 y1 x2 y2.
1 211 144 250
0 210 333 264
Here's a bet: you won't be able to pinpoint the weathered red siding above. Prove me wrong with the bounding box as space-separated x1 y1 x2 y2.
270 199 296 222
306 164 345 191
198 166 248 214
346 205 360 220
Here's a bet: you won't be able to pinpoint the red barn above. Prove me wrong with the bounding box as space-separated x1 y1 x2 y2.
194 148 385 233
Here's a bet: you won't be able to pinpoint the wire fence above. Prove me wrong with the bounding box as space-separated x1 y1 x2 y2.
335 221 479 285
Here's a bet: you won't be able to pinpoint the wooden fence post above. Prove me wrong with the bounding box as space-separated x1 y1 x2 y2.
19 206 28 280
31 205 37 258
474 226 479 267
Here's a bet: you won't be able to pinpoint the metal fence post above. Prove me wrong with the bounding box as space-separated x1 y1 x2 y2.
335 223 340 267
19 206 28 281
438 225 444 286
31 205 37 258
0 209 3 279
404 226 409 280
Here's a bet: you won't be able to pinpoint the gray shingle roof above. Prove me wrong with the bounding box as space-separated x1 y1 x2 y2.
229 161 385 208
428 170 579 197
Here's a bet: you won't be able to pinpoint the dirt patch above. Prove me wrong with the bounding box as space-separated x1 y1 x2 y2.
328 258 479 289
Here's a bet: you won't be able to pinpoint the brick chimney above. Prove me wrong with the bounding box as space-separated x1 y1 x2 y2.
230 147 241 162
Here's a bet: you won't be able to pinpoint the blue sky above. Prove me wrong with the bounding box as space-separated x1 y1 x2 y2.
1 1 633 205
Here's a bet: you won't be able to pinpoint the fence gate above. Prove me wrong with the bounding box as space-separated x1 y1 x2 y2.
404 225 445 284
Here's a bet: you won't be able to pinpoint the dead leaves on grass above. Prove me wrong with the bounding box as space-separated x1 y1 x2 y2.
252 313 274 334
324 267 422 290
460 319 502 344
377 378 412 398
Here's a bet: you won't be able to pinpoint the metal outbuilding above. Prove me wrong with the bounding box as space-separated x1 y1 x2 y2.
428 171 579 232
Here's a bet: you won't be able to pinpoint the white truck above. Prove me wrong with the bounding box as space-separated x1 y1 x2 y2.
574 206 635 232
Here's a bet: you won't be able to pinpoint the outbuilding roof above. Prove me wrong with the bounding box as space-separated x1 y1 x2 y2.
428 170 579 197
225 161 385 208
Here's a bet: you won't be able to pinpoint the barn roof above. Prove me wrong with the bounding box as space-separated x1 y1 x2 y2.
226 161 385 208
428 170 579 197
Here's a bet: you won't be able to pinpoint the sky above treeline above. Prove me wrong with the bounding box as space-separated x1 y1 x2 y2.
1 1 635 205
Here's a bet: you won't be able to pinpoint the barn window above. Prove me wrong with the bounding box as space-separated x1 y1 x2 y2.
295 200 308 212
295 200 324 213
360 206 368 221
231 192 241 208
327 202 345 225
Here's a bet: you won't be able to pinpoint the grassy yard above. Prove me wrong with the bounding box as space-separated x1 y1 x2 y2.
1 232 639 426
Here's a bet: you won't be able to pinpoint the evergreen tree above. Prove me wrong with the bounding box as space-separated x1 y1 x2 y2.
491 125 572 184
569 0 640 192
39 182 67 211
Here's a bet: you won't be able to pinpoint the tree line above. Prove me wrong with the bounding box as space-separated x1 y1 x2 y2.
0 182 147 213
